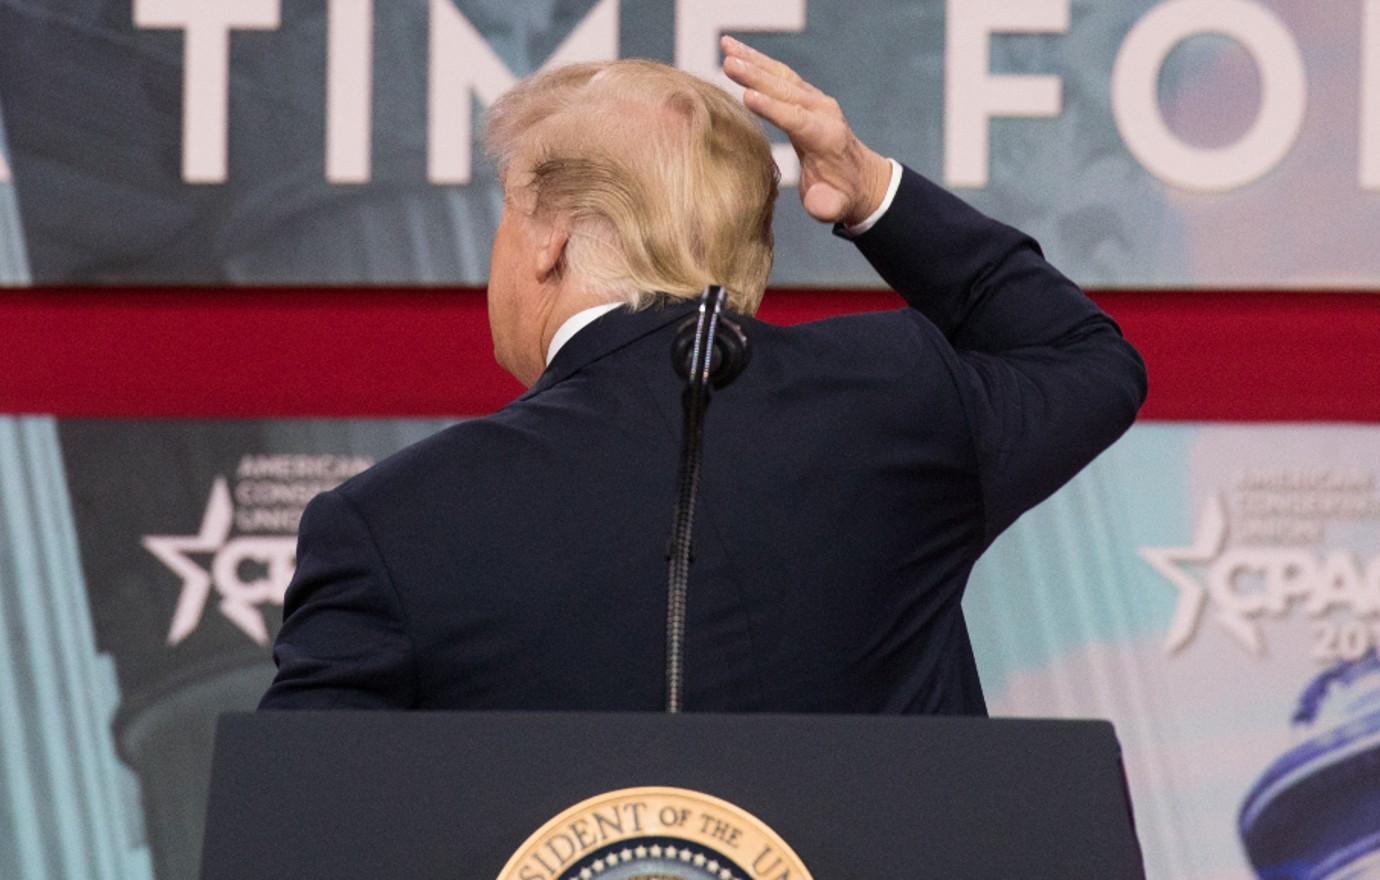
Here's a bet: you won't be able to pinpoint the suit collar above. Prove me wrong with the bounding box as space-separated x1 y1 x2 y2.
545 302 624 366
519 298 697 401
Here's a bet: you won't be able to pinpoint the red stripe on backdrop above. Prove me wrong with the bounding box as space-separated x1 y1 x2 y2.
1 288 1377 421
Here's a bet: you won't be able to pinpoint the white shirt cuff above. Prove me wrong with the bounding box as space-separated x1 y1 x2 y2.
842 158 903 238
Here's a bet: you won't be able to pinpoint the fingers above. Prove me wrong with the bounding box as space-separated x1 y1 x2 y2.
721 35 802 86
740 87 813 140
721 36 829 106
721 38 837 146
723 55 814 109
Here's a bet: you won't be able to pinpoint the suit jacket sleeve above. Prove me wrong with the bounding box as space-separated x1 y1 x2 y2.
258 488 416 709
851 165 1148 547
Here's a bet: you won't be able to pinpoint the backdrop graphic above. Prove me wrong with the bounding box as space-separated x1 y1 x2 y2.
968 426 1380 879
4 1 1379 879
51 419 450 880
5 416 1380 879
0 0 1378 287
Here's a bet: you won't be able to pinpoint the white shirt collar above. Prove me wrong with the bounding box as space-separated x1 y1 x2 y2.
545 302 624 366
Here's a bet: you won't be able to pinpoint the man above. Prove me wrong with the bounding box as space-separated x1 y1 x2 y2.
260 39 1146 714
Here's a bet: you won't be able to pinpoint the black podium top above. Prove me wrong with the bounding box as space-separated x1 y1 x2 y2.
202 712 1144 879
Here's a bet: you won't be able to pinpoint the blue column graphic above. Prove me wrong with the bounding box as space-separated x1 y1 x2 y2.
0 417 153 880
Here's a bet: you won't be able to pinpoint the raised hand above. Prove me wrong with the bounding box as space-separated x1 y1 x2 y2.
721 35 892 228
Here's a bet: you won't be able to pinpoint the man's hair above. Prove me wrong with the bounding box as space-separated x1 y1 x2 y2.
484 60 779 314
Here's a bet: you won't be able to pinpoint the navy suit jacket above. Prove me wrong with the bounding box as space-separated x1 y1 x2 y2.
259 167 1147 714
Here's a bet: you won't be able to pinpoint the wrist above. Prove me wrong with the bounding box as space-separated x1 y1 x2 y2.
844 145 892 227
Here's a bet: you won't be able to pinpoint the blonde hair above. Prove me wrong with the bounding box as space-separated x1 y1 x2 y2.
484 60 779 314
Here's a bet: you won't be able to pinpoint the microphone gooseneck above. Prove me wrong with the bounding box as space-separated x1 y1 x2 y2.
664 285 748 713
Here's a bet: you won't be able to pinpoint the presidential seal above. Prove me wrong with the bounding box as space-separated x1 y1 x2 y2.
497 787 812 880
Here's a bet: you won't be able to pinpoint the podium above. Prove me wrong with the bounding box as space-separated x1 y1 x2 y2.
200 712 1145 879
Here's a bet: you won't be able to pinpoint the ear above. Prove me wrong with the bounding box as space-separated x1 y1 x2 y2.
533 216 571 284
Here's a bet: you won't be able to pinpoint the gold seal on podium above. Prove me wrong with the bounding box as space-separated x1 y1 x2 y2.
497 786 813 880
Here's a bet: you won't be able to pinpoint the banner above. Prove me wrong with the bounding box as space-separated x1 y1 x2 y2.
4 415 1379 878
1 0 1378 288
968 425 1380 878
0 418 449 880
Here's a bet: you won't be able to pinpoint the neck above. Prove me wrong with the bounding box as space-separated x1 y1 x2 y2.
505 287 615 387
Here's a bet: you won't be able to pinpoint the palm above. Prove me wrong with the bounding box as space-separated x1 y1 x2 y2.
800 138 854 224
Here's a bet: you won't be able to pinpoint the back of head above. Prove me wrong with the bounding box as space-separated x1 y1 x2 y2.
484 60 780 315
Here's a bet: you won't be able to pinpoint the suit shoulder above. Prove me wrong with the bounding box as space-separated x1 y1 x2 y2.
330 416 535 514
751 307 950 365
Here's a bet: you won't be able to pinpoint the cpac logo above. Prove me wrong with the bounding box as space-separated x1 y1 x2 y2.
142 478 296 646
1140 496 1380 656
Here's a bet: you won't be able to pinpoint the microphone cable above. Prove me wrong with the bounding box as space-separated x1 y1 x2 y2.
665 285 749 713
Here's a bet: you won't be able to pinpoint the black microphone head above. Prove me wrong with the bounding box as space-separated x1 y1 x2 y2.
672 295 751 389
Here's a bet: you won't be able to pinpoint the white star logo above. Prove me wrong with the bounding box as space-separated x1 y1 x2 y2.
1138 495 1257 654
143 477 295 646
143 478 235 645
1138 492 1380 658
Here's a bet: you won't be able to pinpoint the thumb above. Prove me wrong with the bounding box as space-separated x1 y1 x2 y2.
801 182 850 224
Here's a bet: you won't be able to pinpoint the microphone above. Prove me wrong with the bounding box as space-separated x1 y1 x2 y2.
672 287 751 388
663 285 750 713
